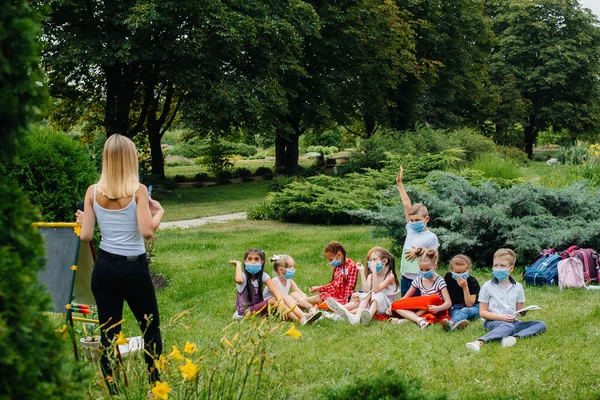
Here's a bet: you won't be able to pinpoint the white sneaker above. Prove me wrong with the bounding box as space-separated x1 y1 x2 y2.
326 299 358 324
466 341 481 352
302 311 322 325
501 336 517 348
360 309 372 326
322 312 344 321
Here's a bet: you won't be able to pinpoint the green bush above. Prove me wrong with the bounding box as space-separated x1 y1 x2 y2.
234 167 252 178
231 142 258 157
255 166 274 177
496 146 529 165
470 153 524 182
249 150 464 224
306 145 339 155
447 127 497 162
168 136 206 158
8 126 98 221
319 370 446 400
558 144 589 165
355 171 600 265
173 174 188 183
1 2 90 396
194 172 209 181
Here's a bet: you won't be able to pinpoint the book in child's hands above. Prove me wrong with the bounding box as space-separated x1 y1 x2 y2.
513 305 541 315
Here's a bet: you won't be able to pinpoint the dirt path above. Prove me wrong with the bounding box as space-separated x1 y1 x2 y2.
158 212 247 230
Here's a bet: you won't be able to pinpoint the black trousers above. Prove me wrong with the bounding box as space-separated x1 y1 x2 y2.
92 249 162 383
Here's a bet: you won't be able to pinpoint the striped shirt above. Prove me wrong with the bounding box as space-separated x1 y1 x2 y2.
411 275 447 296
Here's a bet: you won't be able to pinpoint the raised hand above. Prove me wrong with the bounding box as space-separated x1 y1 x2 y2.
396 165 404 186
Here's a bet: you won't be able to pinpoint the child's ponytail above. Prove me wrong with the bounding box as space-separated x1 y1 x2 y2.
270 254 292 272
416 248 438 266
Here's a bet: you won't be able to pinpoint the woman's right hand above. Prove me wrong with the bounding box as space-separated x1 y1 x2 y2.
149 198 163 215
75 210 84 226
309 286 320 293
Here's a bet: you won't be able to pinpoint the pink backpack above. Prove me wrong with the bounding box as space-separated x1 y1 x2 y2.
558 257 586 289
564 246 600 283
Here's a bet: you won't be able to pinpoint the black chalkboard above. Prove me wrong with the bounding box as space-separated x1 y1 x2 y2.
36 225 95 313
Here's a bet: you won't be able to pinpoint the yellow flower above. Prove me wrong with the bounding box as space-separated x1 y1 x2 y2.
183 341 197 354
221 337 234 349
285 323 302 340
154 355 168 372
151 381 171 400
168 346 183 361
114 331 128 346
179 358 199 381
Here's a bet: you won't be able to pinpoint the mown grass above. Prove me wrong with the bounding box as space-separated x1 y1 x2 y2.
98 220 600 400
155 180 273 222
165 158 314 179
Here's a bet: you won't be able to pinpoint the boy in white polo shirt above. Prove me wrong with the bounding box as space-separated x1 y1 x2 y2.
396 166 439 296
466 249 546 352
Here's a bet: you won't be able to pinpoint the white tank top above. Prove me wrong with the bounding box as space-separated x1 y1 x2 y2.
93 185 145 256
263 276 291 300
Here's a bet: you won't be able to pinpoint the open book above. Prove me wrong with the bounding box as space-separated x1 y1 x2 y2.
513 305 541 316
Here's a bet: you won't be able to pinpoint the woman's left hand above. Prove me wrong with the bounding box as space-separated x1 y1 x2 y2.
75 210 84 226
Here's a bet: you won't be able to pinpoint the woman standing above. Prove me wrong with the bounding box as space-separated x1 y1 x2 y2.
77 134 164 391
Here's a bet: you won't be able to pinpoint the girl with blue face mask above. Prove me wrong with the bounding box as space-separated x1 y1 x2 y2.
262 255 322 325
230 248 285 319
443 255 481 332
327 247 400 326
386 248 453 328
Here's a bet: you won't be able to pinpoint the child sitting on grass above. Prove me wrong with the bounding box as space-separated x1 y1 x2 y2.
466 249 546 352
263 254 321 324
396 166 439 296
386 249 452 328
443 254 480 331
307 241 357 308
327 247 399 325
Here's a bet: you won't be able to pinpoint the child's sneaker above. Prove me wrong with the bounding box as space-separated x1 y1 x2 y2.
326 298 358 325
452 319 469 331
418 318 430 329
501 336 517 348
442 319 452 331
360 309 371 326
466 341 481 352
302 311 322 325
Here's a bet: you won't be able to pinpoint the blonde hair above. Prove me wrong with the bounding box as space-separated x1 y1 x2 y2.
450 254 472 271
408 203 429 217
494 248 516 266
415 248 438 266
270 254 293 272
97 134 140 199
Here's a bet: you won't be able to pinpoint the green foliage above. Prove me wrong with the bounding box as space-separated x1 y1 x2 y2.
470 153 524 181
306 145 339 155
234 167 253 178
194 172 209 182
496 146 530 165
558 144 589 165
198 139 234 176
231 142 258 157
168 137 206 159
302 126 344 148
358 171 600 265
536 127 573 146
539 164 600 188
7 126 97 222
250 150 464 224
319 370 445 400
255 166 274 177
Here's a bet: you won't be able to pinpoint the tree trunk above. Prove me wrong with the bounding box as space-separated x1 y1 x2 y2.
275 134 286 173
364 113 376 137
283 133 300 176
524 120 535 159
149 130 165 179
104 64 135 137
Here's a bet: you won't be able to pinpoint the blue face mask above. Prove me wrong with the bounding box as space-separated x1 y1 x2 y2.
369 261 384 273
330 257 342 267
283 269 295 279
244 263 262 275
409 221 425 232
419 269 435 278
452 272 469 280
493 269 510 281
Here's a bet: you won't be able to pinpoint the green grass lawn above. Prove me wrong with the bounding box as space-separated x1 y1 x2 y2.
165 158 314 179
155 180 273 222
96 220 600 399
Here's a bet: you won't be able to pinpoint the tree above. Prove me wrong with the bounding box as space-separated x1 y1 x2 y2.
488 0 600 157
390 0 498 131
0 0 87 397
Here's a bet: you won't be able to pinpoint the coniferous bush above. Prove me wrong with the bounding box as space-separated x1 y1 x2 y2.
355 171 600 266
1 1 90 397
7 126 98 221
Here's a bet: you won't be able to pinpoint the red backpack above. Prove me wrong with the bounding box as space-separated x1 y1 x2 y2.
564 246 600 283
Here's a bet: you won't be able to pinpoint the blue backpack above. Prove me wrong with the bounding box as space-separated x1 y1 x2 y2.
523 252 563 286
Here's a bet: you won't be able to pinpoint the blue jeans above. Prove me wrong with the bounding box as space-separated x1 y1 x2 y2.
400 276 421 297
450 303 480 323
478 319 546 343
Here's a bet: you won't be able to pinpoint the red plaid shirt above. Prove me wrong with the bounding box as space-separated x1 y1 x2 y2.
319 258 358 304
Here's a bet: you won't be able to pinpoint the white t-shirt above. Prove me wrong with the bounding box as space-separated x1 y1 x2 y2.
401 223 439 279
236 272 270 293
263 276 291 300
478 278 525 321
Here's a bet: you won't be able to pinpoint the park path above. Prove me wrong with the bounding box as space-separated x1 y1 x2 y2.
158 212 247 230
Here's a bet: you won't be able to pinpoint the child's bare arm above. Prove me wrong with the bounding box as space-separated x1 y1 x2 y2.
457 276 477 307
229 260 244 284
429 287 453 313
515 302 528 316
479 302 514 321
396 165 412 223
